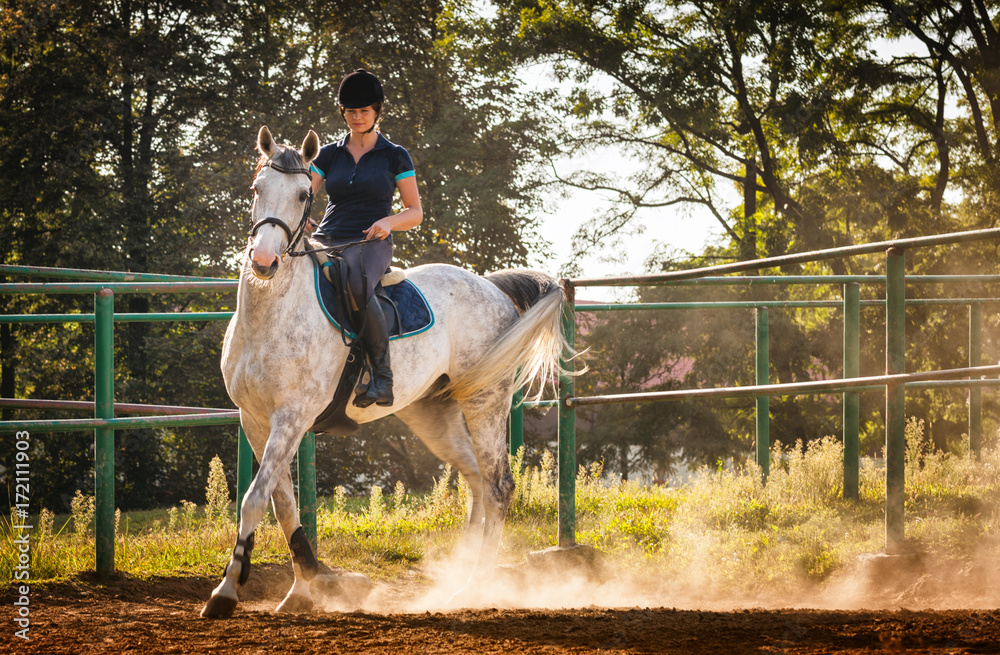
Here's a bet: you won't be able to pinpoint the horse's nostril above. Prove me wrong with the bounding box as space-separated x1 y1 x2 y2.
251 258 279 279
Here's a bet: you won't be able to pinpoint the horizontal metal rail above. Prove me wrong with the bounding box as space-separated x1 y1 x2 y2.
0 398 235 415
511 374 1000 410
0 264 231 283
908 378 1000 390
570 227 1000 287
6 264 1000 288
908 298 1000 305
0 312 233 323
0 411 241 434
577 297 1000 311
627 274 1000 286
564 364 1000 407
579 301 849 311
0 281 237 295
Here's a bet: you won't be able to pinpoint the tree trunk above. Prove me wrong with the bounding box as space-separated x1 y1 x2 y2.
740 157 757 263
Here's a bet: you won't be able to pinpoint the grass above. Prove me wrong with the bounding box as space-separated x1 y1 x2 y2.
4 422 1000 599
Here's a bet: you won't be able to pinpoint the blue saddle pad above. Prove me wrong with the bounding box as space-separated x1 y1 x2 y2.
314 263 434 340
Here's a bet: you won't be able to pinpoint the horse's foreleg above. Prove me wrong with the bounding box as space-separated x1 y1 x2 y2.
271 469 320 613
201 417 304 619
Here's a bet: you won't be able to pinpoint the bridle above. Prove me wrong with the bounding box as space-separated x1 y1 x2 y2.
248 159 314 258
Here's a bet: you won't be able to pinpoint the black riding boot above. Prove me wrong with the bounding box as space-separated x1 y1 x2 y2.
352 299 393 408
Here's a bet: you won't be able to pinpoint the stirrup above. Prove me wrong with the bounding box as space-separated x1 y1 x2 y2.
352 390 376 409
351 361 374 408
352 380 392 408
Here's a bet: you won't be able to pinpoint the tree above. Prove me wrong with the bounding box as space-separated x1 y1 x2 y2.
481 0 1000 263
472 0 1000 465
1 0 560 510
571 309 683 480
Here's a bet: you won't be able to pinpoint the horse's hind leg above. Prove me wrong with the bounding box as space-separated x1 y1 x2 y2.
270 468 320 613
429 395 513 606
454 396 516 593
395 397 485 564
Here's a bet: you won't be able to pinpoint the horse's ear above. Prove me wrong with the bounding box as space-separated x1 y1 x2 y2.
301 130 320 164
257 125 275 159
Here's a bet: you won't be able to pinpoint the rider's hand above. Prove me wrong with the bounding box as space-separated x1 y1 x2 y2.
364 219 392 240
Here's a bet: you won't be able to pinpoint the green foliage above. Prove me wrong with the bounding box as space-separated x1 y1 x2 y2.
5 0 1000 529
0 0 558 512
69 490 94 538
204 455 230 525
474 0 1000 474
0 507 68 582
10 439 1000 599
509 448 557 518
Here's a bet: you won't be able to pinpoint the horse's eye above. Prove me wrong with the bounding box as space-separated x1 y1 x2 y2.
300 191 309 202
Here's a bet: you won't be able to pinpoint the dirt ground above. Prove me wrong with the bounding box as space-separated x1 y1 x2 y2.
4 562 1000 654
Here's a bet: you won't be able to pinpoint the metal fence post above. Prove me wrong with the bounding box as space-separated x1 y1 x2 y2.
885 248 906 553
558 283 576 548
755 307 770 479
297 432 317 551
970 302 983 459
843 283 860 500
509 387 524 460
237 425 252 513
94 288 115 577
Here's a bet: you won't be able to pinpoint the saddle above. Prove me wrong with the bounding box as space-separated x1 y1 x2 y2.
303 238 434 436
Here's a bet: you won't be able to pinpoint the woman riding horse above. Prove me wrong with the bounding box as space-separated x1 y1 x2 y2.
310 68 423 408
203 121 568 618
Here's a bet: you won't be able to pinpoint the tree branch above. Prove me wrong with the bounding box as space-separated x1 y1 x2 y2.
878 0 994 161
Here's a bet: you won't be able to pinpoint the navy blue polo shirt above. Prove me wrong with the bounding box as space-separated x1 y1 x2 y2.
310 133 415 240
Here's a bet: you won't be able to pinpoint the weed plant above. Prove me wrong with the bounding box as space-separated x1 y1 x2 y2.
4 422 999 600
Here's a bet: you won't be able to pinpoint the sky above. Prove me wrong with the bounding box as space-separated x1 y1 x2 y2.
524 63 730 301
536 150 729 297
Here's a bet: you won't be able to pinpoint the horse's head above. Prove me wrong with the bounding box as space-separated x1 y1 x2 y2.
248 126 320 280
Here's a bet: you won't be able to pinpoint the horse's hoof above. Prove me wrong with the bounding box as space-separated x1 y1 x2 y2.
276 594 314 614
200 594 238 619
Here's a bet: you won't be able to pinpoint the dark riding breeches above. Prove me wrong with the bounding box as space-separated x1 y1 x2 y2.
311 233 396 408
315 235 393 307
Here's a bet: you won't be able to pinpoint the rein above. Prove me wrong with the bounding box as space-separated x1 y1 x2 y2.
248 160 315 258
247 157 373 263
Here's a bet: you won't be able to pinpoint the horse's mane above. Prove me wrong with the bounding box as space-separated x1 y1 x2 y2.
253 143 306 179
485 269 562 315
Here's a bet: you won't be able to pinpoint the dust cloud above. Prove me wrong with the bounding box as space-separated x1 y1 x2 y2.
313 540 1000 615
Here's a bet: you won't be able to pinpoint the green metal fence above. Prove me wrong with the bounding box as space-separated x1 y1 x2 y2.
0 264 318 577
510 228 1000 556
7 227 1000 574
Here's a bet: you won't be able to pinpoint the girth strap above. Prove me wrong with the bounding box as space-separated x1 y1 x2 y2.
308 339 364 436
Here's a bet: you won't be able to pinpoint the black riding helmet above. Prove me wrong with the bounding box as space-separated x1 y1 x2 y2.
337 69 384 108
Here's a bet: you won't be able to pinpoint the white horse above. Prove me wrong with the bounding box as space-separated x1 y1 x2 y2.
201 126 568 618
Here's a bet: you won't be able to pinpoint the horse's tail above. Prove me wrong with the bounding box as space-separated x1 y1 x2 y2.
444 270 575 405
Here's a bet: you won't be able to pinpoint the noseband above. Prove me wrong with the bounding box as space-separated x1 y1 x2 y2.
248 159 314 259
